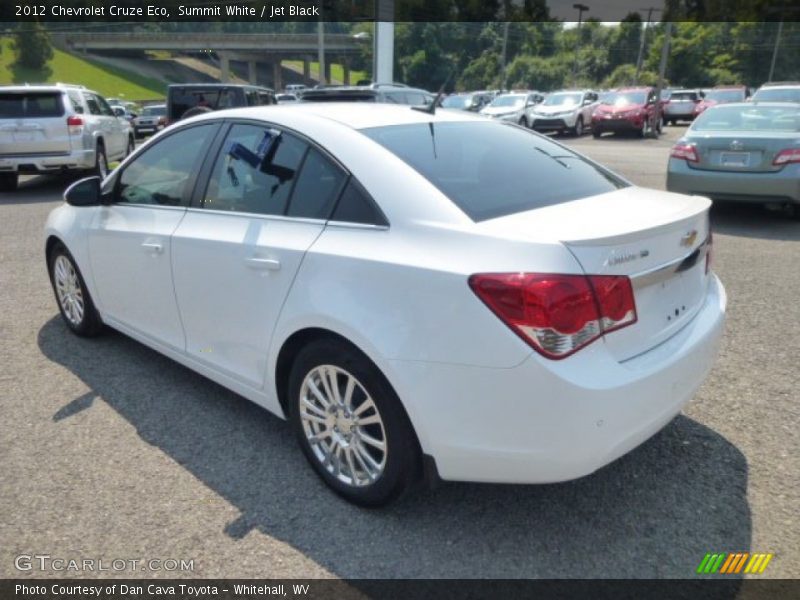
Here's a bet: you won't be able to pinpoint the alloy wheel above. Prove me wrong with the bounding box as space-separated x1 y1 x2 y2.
299 365 387 488
53 255 85 326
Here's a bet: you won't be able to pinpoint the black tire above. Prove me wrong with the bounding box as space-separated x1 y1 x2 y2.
0 173 18 192
592 129 602 139
48 243 104 337
125 136 135 158
518 116 528 128
92 143 109 180
288 338 421 507
573 117 584 136
181 106 213 120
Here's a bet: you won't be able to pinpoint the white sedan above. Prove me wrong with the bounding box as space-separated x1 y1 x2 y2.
44 104 726 506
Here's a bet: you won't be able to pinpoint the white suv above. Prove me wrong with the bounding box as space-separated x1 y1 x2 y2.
531 89 599 136
0 84 134 191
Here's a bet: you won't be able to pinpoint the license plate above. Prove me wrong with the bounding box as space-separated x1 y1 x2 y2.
13 132 34 142
721 152 749 167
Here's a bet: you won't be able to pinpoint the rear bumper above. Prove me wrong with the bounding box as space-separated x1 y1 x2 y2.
0 147 96 173
667 159 800 204
388 274 726 484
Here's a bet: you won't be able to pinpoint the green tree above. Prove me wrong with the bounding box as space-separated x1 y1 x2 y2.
12 21 53 70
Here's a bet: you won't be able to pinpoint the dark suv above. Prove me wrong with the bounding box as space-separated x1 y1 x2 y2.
300 83 434 106
166 84 276 123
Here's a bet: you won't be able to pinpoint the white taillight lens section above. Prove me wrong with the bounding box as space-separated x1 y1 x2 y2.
773 148 800 166
469 273 637 359
67 115 83 136
670 143 698 163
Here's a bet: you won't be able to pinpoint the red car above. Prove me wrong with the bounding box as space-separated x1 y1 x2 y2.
592 87 663 138
692 85 749 118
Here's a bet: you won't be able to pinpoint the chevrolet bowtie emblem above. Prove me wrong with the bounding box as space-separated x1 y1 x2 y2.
681 230 698 247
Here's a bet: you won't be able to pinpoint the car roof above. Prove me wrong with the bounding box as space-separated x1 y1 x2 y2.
191 102 483 130
0 84 96 94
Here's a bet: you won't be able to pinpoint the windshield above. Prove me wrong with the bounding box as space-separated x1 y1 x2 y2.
752 88 800 103
692 104 800 132
542 93 582 107
142 106 166 116
602 91 647 106
442 95 473 109
705 89 745 103
489 95 524 108
361 121 627 222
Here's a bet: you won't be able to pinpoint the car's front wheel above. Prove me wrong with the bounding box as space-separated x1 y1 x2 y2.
573 117 584 136
48 244 103 336
288 339 420 507
93 143 109 180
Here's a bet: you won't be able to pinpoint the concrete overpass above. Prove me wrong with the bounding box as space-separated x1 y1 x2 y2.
56 32 365 88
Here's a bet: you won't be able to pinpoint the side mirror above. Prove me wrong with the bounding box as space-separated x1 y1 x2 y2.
64 176 102 207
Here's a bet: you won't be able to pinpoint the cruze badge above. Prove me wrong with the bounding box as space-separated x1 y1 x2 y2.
604 249 649 267
681 229 698 247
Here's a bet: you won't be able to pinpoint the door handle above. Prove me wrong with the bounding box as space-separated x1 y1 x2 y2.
244 257 281 271
141 242 163 254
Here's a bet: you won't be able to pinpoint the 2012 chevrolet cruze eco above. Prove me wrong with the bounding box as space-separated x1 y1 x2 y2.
45 104 726 506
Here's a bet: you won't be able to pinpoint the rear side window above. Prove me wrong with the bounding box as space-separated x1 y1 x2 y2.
287 148 347 219
362 121 627 222
169 88 238 120
203 124 308 216
0 92 64 118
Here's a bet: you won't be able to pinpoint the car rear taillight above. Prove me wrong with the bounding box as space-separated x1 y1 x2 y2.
468 273 637 359
670 143 699 163
67 115 83 135
772 148 800 166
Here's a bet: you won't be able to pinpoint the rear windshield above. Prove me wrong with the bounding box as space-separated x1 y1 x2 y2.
302 92 377 103
692 105 800 132
753 88 800 103
168 88 242 120
361 121 628 222
142 106 166 116
706 89 746 103
0 92 64 118
670 92 699 101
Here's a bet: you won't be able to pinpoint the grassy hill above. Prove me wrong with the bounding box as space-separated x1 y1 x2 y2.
0 39 165 101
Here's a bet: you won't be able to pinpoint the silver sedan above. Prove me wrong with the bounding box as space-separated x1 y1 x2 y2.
666 102 800 212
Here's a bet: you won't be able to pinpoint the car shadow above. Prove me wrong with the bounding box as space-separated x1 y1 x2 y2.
0 174 78 205
38 317 751 581
710 201 800 241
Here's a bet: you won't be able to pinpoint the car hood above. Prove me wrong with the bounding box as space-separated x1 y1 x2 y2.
534 105 579 115
481 106 521 116
595 103 645 114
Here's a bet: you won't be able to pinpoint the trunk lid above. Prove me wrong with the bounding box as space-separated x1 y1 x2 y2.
0 91 72 156
479 187 712 361
688 132 798 173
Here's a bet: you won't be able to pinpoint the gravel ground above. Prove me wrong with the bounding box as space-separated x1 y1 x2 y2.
0 125 797 579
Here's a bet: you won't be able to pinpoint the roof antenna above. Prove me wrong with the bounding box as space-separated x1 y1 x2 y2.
412 71 453 115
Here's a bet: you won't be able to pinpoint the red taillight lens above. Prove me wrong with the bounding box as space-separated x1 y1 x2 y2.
469 273 637 359
772 148 800 166
67 115 83 135
670 143 698 163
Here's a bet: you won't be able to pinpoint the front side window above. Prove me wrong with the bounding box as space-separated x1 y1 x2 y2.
95 95 115 116
202 124 308 215
362 121 627 222
117 124 217 206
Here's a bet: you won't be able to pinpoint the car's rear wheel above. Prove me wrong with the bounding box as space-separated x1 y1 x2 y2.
0 173 18 192
518 116 528 128
288 339 420 507
592 128 602 138
125 136 135 158
48 244 103 337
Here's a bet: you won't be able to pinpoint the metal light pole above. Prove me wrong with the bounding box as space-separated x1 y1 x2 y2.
317 10 326 86
572 4 589 87
768 20 784 82
649 21 672 139
634 7 659 85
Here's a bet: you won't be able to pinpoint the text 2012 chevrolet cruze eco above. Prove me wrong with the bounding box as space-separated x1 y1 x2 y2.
45 104 726 506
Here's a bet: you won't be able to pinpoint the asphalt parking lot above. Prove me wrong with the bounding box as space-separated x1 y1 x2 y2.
1 125 798 579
